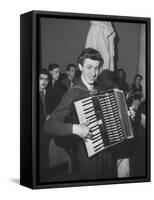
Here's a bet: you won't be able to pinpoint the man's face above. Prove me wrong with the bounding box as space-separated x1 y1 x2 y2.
135 76 142 85
118 71 124 79
67 67 76 80
79 58 100 84
39 74 49 90
50 68 60 81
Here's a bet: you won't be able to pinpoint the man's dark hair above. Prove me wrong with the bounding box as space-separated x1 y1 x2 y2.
66 63 76 71
48 63 60 71
77 48 104 67
39 68 50 78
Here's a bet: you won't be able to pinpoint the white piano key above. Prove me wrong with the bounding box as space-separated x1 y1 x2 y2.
82 102 94 110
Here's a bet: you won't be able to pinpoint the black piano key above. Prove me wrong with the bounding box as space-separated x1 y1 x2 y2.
92 134 102 140
84 113 95 121
92 137 102 144
90 124 99 130
105 121 117 125
84 108 95 115
94 145 104 153
92 132 101 138
82 98 92 104
104 116 116 121
86 113 96 120
91 126 99 132
89 118 97 124
93 141 103 148
86 115 96 121
83 106 94 112
82 100 92 107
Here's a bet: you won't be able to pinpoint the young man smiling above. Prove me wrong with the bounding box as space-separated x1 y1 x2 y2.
45 48 115 180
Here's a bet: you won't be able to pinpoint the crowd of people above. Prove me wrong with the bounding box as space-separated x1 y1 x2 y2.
39 48 146 182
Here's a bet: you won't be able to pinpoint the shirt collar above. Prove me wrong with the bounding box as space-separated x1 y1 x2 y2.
39 88 46 95
81 75 94 91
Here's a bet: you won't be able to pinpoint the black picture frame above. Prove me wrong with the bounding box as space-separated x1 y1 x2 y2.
20 10 151 189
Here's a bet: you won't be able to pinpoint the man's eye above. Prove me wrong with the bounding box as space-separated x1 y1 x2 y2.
95 67 99 71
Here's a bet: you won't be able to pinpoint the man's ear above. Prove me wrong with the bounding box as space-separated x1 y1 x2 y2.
99 66 103 74
78 63 83 72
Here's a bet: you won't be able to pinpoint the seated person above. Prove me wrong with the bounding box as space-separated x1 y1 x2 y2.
127 74 143 110
46 63 67 115
39 69 50 124
40 67 72 181
39 69 51 182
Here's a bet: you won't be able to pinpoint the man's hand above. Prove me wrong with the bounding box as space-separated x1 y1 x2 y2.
128 106 136 121
73 124 93 140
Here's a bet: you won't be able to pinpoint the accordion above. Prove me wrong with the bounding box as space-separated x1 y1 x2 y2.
74 89 133 158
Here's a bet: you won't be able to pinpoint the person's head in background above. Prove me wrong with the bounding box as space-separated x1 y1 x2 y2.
48 63 60 85
116 68 126 81
39 69 50 91
100 69 114 82
66 63 76 81
77 48 103 85
97 69 117 91
134 74 143 87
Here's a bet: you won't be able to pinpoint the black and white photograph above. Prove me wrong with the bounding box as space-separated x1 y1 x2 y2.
20 11 150 189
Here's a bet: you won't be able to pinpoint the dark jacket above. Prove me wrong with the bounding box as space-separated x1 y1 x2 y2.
46 81 67 115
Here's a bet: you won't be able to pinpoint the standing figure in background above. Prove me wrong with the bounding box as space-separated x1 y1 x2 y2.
115 68 129 97
62 63 77 89
85 21 116 72
127 74 143 110
46 63 67 115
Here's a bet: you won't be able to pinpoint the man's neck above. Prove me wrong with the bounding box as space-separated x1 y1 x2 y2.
67 76 72 81
81 75 94 91
39 88 46 95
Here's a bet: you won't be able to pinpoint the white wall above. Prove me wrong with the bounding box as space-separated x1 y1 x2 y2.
0 0 153 200
138 24 146 99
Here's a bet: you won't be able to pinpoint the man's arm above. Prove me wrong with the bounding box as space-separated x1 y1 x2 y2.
44 90 74 136
44 88 91 139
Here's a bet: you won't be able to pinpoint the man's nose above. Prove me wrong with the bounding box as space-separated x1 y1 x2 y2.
91 69 96 76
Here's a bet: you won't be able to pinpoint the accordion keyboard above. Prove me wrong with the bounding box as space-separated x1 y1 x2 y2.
74 89 133 158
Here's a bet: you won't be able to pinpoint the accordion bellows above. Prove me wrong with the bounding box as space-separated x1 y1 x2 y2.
74 89 133 158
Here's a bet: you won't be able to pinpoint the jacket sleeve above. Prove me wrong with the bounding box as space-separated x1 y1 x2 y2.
44 89 77 136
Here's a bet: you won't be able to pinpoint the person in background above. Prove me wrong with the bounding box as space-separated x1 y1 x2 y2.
62 63 77 89
46 63 67 115
97 69 118 91
115 68 129 97
127 74 143 110
39 69 51 182
131 100 146 177
97 69 136 178
39 69 50 127
45 48 116 180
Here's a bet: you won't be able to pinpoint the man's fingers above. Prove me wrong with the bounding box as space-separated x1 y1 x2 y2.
85 132 93 140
